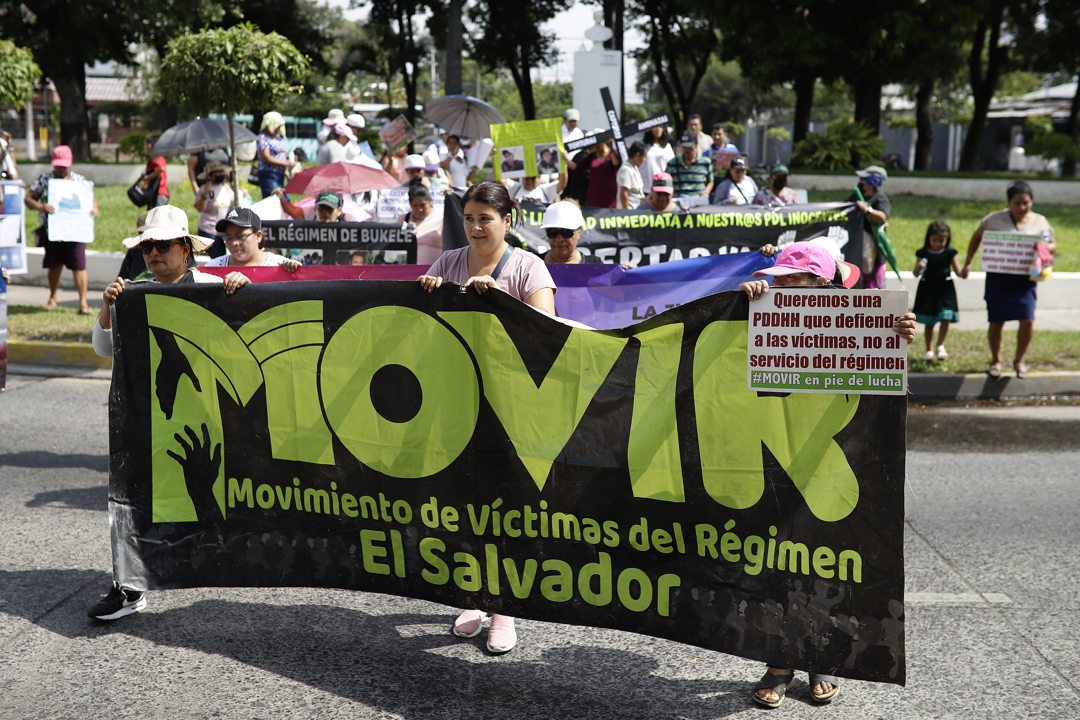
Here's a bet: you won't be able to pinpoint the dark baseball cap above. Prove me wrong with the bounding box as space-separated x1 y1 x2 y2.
215 206 262 233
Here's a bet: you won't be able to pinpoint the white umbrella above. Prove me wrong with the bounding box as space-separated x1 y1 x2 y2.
425 95 507 139
151 118 258 157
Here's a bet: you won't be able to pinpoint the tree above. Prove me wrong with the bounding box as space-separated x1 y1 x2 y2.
705 0 829 144
0 40 40 109
630 0 717 131
159 24 310 201
1014 0 1080 176
467 0 560 120
956 0 1041 171
0 0 141 158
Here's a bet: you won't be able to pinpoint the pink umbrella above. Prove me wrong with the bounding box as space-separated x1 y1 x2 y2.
285 161 400 195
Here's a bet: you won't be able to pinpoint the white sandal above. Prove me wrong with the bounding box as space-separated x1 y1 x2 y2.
936 345 948 360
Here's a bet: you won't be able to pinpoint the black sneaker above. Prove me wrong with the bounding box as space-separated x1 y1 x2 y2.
88 583 147 621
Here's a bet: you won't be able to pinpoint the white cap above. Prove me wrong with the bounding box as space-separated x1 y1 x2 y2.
404 154 426 169
422 147 440 166
121 205 209 252
346 113 366 129
540 201 585 230
322 108 345 125
564 108 580 121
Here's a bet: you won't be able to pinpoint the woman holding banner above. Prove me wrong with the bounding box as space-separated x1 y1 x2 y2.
418 180 556 654
88 205 251 621
959 180 1055 379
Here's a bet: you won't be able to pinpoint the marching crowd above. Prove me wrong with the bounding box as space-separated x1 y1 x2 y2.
6 100 1053 711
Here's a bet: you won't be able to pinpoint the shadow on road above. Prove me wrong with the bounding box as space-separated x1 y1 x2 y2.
0 567 750 718
0 450 108 472
25 485 107 511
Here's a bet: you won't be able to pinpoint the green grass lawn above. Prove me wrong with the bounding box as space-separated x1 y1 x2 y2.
807 190 1080 272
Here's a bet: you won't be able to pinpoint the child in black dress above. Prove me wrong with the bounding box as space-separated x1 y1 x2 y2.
913 220 962 360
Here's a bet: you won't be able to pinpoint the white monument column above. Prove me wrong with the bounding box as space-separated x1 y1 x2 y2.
572 13 622 131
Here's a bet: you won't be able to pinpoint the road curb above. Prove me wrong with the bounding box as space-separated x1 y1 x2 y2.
6 341 111 369
908 372 1080 402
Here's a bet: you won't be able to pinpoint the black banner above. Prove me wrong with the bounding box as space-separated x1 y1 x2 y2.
262 220 416 264
109 281 906 684
443 200 867 270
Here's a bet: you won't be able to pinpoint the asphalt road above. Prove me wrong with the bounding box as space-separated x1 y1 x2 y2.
2 373 1078 719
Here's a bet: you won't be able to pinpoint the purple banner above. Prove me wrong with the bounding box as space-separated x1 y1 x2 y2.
550 252 772 329
203 252 773 331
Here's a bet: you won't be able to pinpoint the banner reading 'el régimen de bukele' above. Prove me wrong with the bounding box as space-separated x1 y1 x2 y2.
109 281 906 685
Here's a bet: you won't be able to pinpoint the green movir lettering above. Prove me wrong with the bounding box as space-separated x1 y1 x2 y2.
145 294 861 524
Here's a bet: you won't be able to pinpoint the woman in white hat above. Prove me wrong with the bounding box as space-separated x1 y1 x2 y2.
539 201 599 264
92 205 250 359
87 204 251 622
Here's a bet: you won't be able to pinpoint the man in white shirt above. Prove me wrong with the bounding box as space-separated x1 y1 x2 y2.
562 109 584 144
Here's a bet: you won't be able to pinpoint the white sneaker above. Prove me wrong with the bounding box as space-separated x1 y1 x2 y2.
936 345 948 360
923 350 934 361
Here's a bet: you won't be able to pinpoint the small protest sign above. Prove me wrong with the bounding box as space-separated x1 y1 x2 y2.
45 178 95 243
379 115 416 152
980 231 1039 276
490 118 564 180
709 151 739 174
0 180 27 274
376 186 446 222
747 288 908 395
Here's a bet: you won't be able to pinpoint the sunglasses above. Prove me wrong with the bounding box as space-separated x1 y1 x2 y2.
545 228 577 239
140 239 185 255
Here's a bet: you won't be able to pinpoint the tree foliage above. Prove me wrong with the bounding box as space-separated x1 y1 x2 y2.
0 40 40 109
160 24 310 117
0 0 141 157
790 120 886 171
466 0 561 120
629 0 717 131
160 24 309 198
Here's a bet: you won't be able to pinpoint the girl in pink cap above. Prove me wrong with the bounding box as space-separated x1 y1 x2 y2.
738 240 914 708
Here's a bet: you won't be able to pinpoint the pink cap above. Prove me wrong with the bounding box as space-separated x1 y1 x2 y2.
753 243 836 282
51 145 73 168
651 172 674 194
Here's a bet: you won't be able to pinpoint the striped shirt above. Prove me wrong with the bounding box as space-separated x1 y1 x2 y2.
665 156 712 197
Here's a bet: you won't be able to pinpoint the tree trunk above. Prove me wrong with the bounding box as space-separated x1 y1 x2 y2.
959 15 1007 172
914 79 934 171
445 0 463 95
227 110 240 206
1063 76 1080 177
852 77 881 133
403 65 418 127
52 65 91 160
603 0 624 115
517 52 536 119
792 76 815 144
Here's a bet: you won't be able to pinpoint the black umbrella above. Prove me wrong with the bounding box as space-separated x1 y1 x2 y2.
150 118 257 157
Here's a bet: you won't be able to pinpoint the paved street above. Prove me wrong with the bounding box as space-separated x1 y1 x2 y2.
1 372 1078 719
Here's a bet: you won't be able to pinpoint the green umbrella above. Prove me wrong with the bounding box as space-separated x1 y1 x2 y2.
854 186 904 286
